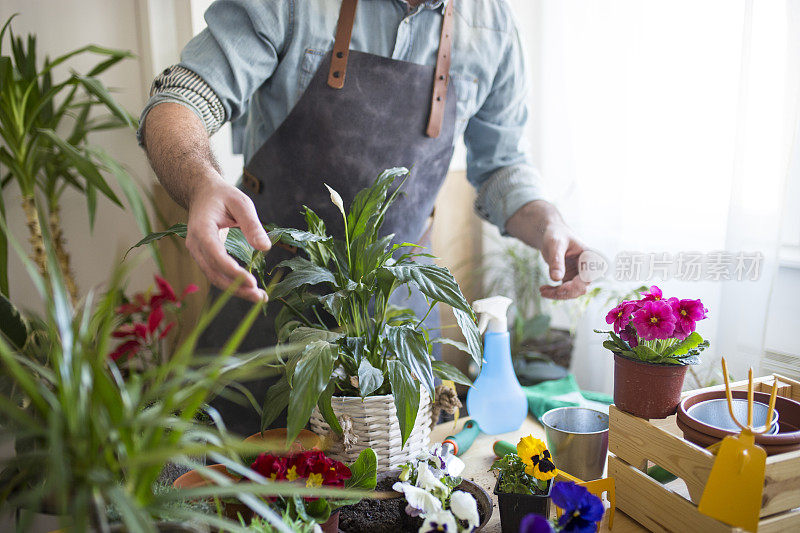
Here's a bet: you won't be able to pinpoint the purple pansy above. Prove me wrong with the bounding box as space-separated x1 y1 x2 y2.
519 513 555 533
631 300 676 341
551 482 605 533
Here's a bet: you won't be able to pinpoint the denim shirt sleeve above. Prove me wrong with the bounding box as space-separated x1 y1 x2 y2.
464 23 547 233
138 0 292 143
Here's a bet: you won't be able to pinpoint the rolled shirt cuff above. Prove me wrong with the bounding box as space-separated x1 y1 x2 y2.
474 164 548 233
136 66 225 146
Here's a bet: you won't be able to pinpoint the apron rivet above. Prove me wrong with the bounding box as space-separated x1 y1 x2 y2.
333 71 341 78
336 51 344 58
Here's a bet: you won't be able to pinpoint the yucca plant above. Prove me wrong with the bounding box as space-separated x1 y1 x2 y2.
0 14 155 303
0 220 370 532
131 168 483 446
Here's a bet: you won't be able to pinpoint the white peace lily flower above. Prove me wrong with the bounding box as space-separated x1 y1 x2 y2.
312 525 323 533
324 183 345 216
393 481 443 516
419 510 458 533
449 490 479 530
416 463 448 498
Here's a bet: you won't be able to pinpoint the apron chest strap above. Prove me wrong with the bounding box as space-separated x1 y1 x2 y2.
327 0 456 139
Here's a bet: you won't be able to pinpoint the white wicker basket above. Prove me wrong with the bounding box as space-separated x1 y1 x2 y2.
309 392 432 469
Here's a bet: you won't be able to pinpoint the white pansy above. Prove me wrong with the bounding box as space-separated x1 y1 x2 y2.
324 183 345 216
416 463 449 498
445 454 465 477
419 510 458 533
449 490 479 530
393 481 443 516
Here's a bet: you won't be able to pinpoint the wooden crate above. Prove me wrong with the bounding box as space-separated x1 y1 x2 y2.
608 374 800 532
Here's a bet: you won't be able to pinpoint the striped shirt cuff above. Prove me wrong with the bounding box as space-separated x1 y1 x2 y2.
474 164 548 234
137 66 225 144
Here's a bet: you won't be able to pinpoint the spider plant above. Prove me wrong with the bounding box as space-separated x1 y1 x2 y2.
0 14 156 303
130 168 483 446
0 219 370 532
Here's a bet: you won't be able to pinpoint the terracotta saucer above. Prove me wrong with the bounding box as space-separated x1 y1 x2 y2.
676 390 800 455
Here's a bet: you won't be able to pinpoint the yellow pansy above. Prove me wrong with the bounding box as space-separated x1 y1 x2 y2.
306 472 323 488
517 435 557 481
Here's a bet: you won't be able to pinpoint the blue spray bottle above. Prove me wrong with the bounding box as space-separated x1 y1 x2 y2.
466 296 528 434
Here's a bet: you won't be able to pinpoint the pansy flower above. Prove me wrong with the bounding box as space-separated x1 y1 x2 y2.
517 435 557 481
420 510 458 532
520 513 555 533
551 481 604 533
640 285 663 302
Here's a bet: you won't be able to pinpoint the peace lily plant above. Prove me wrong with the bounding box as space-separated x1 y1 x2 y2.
132 168 482 446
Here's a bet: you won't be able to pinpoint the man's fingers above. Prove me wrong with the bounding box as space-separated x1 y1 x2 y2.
543 236 568 282
193 252 267 303
540 277 589 300
227 194 271 251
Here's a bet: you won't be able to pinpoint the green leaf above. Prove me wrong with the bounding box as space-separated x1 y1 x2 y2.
523 314 551 340
266 226 331 248
317 380 342 435
346 447 378 490
453 308 483 369
287 340 338 444
270 257 336 299
346 167 408 242
357 358 384 398
382 264 472 315
387 360 420 446
74 75 135 128
0 292 28 350
431 360 472 386
385 325 434 400
287 326 343 345
38 128 122 206
128 223 187 251
260 379 291 431
632 345 661 362
663 332 703 357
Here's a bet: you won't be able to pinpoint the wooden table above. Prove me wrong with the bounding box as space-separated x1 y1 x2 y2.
430 416 646 532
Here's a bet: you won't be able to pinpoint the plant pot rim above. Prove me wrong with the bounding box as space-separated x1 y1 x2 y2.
492 474 552 498
612 352 695 368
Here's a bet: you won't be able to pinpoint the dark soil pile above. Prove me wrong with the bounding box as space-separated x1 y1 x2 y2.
338 477 488 532
338 478 424 532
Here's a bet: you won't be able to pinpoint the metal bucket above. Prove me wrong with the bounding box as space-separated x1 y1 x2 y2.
541 407 609 481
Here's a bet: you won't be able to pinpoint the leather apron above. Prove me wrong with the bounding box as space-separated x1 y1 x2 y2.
200 0 458 436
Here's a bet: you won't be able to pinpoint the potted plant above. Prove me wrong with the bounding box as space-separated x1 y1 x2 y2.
0 15 157 303
518 482 605 533
0 227 315 530
490 435 557 533
132 169 482 468
597 285 709 419
175 448 377 533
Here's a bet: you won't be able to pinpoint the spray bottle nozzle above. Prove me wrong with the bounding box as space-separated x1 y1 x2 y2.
472 296 512 334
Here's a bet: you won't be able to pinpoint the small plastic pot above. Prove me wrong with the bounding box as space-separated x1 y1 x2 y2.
320 511 339 533
493 476 552 533
613 354 688 419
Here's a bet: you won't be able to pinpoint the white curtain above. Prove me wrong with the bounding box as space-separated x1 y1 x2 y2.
507 0 799 392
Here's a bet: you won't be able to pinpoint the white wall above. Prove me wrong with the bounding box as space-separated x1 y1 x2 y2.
3 0 157 312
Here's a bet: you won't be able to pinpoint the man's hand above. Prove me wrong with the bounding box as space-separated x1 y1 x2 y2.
505 200 590 300
142 102 270 302
185 175 271 302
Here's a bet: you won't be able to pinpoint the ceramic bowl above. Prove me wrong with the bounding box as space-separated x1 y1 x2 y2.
677 390 800 455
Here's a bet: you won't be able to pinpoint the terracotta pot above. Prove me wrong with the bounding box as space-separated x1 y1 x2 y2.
320 511 340 533
613 354 688 419
676 390 800 455
243 428 323 453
